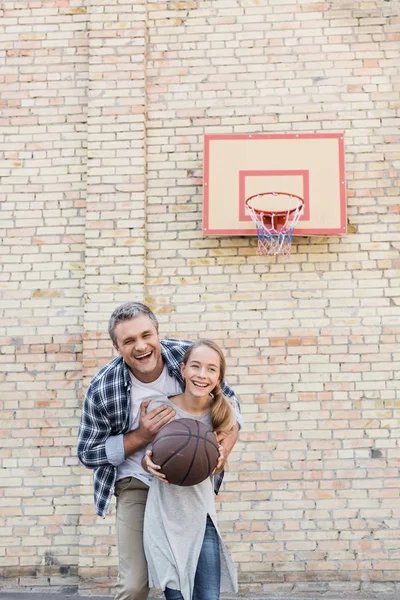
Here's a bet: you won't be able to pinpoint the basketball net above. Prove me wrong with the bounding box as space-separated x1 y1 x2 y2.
246 192 304 257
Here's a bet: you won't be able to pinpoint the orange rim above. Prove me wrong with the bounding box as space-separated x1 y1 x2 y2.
246 192 304 218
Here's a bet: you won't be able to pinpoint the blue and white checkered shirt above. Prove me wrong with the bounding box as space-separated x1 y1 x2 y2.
77 338 242 518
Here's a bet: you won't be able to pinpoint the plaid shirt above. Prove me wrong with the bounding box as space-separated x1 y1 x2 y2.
77 338 242 518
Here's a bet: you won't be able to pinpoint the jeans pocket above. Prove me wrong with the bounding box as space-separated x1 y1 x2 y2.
114 476 133 497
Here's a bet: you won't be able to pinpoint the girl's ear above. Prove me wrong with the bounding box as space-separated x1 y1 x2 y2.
180 361 186 380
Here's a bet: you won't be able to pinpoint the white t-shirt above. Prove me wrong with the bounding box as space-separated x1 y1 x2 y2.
116 365 182 485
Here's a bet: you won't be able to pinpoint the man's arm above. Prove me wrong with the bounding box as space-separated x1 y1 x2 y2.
77 388 175 469
215 422 239 472
220 378 243 429
215 378 242 471
77 383 114 469
218 422 239 454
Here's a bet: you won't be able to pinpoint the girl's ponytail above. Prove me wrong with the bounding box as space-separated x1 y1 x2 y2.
210 383 235 433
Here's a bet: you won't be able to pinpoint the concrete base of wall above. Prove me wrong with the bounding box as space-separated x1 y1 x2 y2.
1 583 400 600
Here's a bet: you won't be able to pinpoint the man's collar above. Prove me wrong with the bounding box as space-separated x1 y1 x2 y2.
121 358 131 387
160 342 174 376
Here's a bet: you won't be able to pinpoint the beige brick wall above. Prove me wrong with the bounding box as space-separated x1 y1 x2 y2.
0 0 87 591
1 0 399 596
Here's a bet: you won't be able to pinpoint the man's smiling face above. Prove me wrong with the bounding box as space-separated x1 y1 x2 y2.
113 314 164 383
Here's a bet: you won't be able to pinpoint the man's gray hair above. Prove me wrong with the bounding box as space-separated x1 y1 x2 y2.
108 302 159 347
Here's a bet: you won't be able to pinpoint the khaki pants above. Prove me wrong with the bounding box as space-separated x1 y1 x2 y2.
114 477 149 600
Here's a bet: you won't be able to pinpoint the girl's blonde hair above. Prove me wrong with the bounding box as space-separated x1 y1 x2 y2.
181 339 235 433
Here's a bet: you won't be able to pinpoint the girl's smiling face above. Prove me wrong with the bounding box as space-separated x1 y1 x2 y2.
181 344 221 398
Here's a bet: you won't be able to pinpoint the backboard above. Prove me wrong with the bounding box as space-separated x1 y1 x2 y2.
203 133 346 236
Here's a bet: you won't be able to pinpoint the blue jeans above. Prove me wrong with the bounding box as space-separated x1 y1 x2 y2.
164 516 221 600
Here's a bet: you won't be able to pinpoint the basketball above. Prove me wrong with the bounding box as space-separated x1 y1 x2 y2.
151 418 219 486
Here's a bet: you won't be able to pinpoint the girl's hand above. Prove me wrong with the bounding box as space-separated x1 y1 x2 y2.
212 444 225 475
216 431 229 443
142 449 170 484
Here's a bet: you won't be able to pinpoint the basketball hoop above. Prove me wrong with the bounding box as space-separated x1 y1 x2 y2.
246 192 304 256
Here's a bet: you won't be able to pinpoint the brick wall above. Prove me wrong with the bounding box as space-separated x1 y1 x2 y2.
0 0 87 591
1 0 399 596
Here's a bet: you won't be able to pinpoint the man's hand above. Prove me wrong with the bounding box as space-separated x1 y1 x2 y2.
212 443 225 475
137 400 175 444
123 400 175 458
214 422 239 472
142 449 170 484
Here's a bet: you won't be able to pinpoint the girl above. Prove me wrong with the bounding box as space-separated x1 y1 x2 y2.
142 339 238 600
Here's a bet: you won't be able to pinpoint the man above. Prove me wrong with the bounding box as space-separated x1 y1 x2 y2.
78 302 242 600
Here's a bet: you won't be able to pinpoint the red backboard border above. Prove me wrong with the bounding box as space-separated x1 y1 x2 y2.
203 133 346 236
